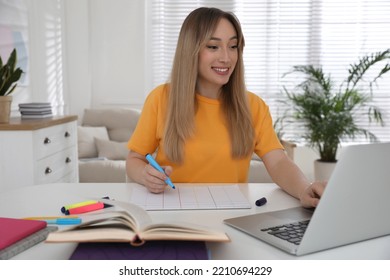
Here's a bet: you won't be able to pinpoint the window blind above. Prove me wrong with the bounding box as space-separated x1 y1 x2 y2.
147 0 390 143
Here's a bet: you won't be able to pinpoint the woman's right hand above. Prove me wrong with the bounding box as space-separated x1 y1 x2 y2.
142 164 173 193
126 150 174 193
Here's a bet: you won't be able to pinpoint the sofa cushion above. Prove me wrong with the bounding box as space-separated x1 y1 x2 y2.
77 126 109 158
251 153 262 161
248 160 273 183
95 138 128 160
82 108 141 142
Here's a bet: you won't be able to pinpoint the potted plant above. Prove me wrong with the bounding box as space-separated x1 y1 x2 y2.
277 49 390 180
0 48 23 123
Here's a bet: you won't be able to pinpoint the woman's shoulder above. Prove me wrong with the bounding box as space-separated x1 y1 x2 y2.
148 83 170 96
145 83 170 103
246 90 268 109
246 91 274 126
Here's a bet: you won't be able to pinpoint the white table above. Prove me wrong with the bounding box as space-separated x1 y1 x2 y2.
1 183 389 259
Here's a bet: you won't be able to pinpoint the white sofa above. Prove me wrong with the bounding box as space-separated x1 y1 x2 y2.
78 108 140 183
77 108 295 183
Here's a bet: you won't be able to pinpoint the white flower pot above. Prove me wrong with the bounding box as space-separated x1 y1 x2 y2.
314 160 336 182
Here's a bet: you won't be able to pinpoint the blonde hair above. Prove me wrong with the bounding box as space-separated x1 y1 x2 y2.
164 7 254 163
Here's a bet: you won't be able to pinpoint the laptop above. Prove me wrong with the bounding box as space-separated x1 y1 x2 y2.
224 142 390 256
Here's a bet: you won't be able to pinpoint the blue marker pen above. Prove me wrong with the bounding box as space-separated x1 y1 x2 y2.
44 218 82 225
145 153 175 189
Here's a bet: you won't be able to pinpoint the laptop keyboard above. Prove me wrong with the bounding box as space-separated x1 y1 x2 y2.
260 220 310 245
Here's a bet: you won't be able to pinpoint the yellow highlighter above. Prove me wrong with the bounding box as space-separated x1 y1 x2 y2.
60 200 97 213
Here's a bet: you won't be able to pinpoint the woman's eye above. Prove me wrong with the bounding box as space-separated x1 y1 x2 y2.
207 45 218 50
230 45 238 49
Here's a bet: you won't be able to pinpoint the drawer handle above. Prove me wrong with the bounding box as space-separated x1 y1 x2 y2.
45 167 52 174
65 157 71 163
43 137 51 144
64 131 71 138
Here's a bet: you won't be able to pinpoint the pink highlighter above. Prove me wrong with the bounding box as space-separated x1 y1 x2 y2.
65 202 110 215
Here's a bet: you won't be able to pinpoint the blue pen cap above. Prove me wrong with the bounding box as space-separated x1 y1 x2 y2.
255 197 267 207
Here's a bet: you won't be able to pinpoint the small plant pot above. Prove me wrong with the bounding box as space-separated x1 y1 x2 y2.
314 159 336 182
0 95 13 123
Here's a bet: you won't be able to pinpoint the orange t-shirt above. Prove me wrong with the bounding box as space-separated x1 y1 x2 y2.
128 84 283 183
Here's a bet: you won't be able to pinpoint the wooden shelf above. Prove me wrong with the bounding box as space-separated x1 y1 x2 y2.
0 115 78 131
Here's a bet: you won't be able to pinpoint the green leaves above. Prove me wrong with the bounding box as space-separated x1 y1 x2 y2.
0 49 23 96
347 49 390 90
279 49 389 162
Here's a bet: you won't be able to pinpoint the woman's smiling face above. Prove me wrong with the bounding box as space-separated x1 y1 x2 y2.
197 18 238 97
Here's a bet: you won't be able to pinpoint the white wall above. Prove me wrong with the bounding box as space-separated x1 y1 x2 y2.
65 0 146 120
0 0 30 109
63 0 92 119
3 0 146 120
2 0 66 114
89 0 146 107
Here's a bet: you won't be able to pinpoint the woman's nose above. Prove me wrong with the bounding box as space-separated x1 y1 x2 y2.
218 47 231 63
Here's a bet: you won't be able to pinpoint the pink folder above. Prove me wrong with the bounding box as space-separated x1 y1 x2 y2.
0 217 47 250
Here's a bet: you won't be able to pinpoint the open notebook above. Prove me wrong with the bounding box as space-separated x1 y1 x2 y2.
224 142 390 256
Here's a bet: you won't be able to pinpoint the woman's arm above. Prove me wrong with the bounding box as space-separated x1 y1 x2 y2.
261 149 325 208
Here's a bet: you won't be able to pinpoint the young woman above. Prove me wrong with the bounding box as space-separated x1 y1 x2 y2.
126 7 325 208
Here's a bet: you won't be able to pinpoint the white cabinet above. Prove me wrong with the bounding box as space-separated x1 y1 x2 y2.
0 116 79 192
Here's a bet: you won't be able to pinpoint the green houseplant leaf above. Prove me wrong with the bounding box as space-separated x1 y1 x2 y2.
278 49 390 162
0 49 23 96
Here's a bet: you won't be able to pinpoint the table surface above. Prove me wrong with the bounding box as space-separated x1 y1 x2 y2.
1 183 389 260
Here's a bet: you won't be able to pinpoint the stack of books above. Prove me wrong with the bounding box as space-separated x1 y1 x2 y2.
18 102 53 119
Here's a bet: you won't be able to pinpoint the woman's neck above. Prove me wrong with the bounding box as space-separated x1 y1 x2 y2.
196 83 221 99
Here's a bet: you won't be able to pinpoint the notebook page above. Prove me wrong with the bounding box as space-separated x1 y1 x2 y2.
129 184 251 210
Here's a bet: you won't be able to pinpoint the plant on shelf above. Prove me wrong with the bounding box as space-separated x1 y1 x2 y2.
0 48 23 123
277 49 390 179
